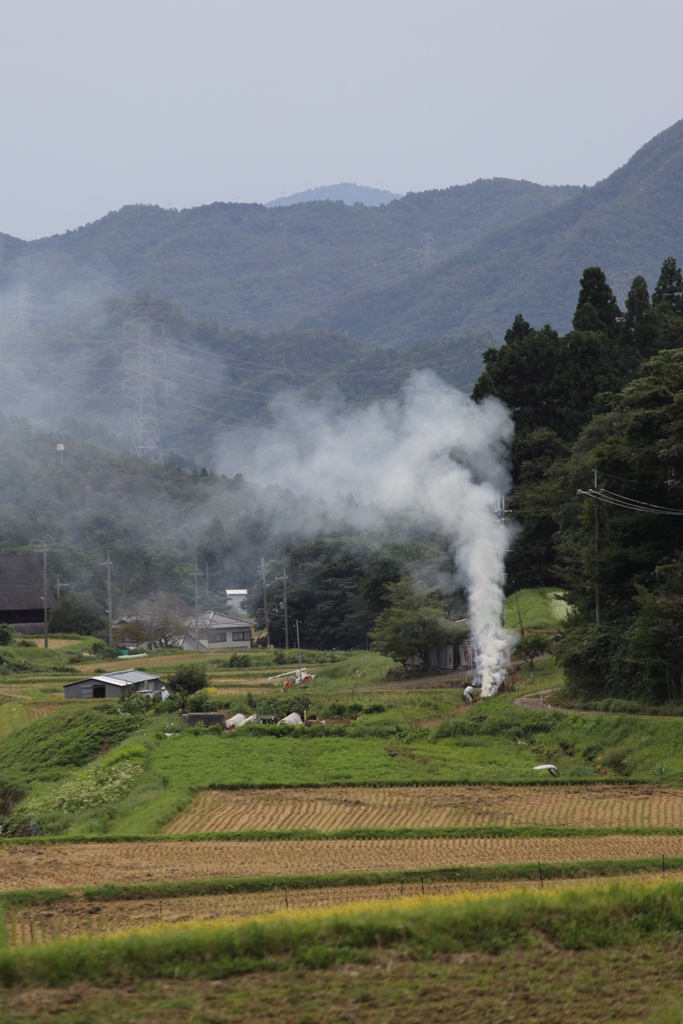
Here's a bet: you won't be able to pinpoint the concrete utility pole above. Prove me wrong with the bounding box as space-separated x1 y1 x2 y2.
40 539 49 649
275 570 289 649
593 469 600 626
190 561 203 648
296 619 303 679
257 558 270 647
496 495 507 628
100 552 114 648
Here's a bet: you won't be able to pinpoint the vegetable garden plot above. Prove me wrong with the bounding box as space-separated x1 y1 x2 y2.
3 835 683 891
165 784 683 834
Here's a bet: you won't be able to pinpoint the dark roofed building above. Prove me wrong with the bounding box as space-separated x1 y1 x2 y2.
0 554 56 634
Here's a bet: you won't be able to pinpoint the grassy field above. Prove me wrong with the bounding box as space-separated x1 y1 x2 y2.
2 939 681 1024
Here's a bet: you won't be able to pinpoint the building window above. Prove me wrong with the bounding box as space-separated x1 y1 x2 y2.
92 685 106 698
232 630 248 641
211 631 227 643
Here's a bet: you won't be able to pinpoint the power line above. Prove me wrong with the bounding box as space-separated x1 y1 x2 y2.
577 488 683 516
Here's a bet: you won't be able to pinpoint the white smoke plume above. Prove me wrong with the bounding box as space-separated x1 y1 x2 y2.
217 370 515 696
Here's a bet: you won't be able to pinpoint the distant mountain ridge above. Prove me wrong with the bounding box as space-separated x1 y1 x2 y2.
0 118 680 401
0 178 580 332
313 119 683 343
266 183 402 207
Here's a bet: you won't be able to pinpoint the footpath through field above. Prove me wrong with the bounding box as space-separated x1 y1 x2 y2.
2 834 683 891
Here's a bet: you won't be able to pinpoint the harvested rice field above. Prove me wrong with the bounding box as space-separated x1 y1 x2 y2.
2 834 682 891
165 784 683 834
9 873 683 947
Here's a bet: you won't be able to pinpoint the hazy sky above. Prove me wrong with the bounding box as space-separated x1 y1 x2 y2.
2 0 682 240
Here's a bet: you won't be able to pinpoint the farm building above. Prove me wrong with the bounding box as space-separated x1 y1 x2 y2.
0 553 55 634
63 669 163 700
405 642 475 672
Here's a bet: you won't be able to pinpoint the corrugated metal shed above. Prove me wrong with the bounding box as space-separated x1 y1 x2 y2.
63 669 161 700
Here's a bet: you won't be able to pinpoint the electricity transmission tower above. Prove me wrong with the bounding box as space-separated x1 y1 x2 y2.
123 315 165 464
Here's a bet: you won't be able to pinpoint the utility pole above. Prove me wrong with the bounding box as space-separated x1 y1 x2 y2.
55 576 69 599
257 558 270 647
100 552 114 648
123 314 165 465
40 539 49 649
296 619 303 679
275 569 289 649
593 469 601 626
190 561 203 649
496 495 507 628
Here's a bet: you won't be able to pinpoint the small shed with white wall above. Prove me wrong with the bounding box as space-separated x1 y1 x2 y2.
63 669 163 700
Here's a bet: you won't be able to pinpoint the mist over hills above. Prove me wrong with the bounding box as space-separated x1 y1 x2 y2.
0 118 680 470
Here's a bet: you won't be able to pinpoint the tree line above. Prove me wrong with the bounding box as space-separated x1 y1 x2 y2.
473 257 683 704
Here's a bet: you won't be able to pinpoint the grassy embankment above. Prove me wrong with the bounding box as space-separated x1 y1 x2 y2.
0 880 681 1024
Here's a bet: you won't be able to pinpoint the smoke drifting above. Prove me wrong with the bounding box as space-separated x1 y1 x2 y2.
218 370 515 696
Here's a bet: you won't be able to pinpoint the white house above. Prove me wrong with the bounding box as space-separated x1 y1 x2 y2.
180 610 255 651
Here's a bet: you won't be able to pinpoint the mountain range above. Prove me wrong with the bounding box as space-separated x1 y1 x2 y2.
0 119 682 464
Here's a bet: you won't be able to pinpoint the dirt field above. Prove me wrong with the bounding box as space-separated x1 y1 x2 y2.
9 872 683 947
165 784 683 834
2 834 682 892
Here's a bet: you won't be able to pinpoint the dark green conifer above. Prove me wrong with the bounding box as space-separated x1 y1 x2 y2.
572 266 622 337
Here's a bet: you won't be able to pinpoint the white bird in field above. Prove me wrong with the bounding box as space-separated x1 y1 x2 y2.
533 764 559 777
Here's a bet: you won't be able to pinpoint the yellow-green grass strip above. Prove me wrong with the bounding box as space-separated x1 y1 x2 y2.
0 879 681 987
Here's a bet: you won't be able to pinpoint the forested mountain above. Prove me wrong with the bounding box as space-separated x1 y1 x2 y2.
0 179 578 332
315 119 683 344
266 183 401 207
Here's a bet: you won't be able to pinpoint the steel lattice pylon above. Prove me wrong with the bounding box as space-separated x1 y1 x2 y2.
123 315 165 465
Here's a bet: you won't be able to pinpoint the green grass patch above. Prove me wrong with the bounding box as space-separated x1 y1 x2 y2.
505 587 569 631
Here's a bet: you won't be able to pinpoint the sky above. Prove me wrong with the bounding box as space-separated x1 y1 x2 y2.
1 0 682 241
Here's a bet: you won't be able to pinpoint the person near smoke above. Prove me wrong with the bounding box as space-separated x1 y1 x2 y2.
463 684 475 703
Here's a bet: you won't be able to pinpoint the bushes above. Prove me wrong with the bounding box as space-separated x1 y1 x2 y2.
326 701 386 719
167 664 208 696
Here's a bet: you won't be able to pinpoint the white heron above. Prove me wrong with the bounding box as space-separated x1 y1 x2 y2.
533 764 559 777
